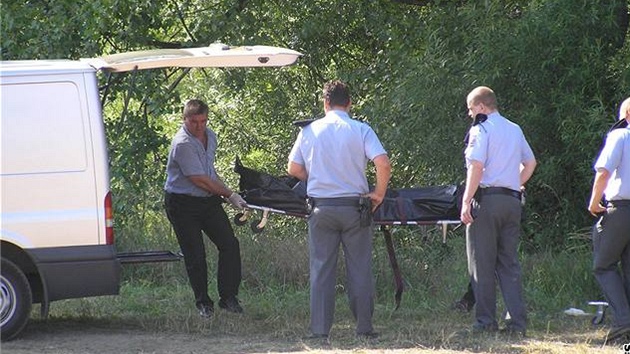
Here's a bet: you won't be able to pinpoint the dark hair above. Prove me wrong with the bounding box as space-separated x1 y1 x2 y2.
322 80 350 107
183 99 209 118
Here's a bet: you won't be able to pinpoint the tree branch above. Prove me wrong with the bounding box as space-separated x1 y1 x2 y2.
390 0 433 5
170 0 197 43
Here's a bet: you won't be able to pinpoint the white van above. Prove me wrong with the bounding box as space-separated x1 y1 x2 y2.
0 44 302 341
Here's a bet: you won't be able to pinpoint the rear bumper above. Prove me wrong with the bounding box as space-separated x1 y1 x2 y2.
28 245 120 301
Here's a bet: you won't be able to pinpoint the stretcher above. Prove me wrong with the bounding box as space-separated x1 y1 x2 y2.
232 158 463 308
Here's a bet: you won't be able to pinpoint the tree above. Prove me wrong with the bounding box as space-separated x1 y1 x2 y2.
2 0 628 250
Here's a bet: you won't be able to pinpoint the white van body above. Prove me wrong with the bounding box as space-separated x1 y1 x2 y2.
0 44 301 341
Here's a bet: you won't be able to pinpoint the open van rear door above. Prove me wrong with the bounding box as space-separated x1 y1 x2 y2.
88 43 302 264
84 43 302 72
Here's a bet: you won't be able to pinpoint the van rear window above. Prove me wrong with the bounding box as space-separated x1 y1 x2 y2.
1 81 88 175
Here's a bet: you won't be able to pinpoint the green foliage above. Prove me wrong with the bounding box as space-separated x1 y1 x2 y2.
2 0 628 250
5 3 627 348
1 1 104 59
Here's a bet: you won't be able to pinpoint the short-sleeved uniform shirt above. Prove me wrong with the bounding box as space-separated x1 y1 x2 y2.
288 110 386 198
594 126 630 201
464 112 535 191
164 125 218 197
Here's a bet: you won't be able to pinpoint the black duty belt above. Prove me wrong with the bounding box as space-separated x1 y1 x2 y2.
165 192 222 202
310 197 361 207
608 199 630 208
478 187 521 200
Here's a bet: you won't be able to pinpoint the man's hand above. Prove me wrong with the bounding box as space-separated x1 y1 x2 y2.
588 202 606 217
366 192 384 212
227 192 247 210
460 200 474 225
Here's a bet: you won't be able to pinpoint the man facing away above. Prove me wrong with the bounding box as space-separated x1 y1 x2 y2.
588 97 630 344
460 86 536 335
164 99 247 318
288 80 391 339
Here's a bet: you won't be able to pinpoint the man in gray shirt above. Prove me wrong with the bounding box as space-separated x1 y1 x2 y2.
460 86 536 335
288 80 391 340
164 99 247 317
588 97 630 344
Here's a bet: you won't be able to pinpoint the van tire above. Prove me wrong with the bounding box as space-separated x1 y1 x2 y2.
1 258 32 342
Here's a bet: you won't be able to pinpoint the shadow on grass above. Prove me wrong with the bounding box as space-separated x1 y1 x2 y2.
3 311 619 354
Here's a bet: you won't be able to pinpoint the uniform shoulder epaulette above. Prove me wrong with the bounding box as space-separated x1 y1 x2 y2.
292 119 316 128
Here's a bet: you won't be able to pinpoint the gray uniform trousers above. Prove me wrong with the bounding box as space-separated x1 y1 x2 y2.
593 202 630 328
466 194 526 330
307 203 375 335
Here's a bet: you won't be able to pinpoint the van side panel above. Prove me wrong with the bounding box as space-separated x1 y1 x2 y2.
1 74 104 248
1 67 120 302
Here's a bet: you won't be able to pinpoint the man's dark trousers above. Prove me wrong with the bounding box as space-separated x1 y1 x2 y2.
165 192 241 307
467 193 526 331
593 203 630 328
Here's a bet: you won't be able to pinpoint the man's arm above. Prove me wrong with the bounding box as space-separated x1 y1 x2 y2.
287 161 308 182
188 175 246 209
520 158 537 186
188 175 233 197
367 154 391 211
588 168 610 216
460 160 484 225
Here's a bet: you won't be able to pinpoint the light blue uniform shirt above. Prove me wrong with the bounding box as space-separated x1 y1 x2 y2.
164 126 218 197
288 110 387 198
465 112 535 192
594 126 630 200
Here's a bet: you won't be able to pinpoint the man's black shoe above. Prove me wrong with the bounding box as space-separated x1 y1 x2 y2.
452 298 474 312
472 322 498 333
302 333 329 340
604 324 630 345
301 333 330 345
357 331 379 339
499 326 526 338
197 303 214 318
219 297 243 313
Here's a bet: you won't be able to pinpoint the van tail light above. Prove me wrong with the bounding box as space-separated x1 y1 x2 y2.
105 192 114 245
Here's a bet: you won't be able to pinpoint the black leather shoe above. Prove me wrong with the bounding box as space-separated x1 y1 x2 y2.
472 322 498 333
219 297 243 313
301 333 330 345
357 331 379 339
499 326 526 337
197 303 214 318
452 298 474 312
604 324 630 344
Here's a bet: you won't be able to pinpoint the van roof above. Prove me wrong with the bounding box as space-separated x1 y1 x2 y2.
0 60 96 76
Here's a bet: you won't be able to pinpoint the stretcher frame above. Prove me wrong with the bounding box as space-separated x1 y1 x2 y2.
233 202 462 309
235 203 460 242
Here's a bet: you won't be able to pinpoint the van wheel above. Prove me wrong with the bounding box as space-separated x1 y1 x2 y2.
1 258 32 342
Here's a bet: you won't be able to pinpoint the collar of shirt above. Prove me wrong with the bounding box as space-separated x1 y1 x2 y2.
486 111 502 123
182 125 211 147
324 110 350 121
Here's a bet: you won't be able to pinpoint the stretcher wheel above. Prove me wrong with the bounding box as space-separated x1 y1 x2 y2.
233 212 247 226
592 312 605 325
250 220 265 233
589 301 608 325
592 307 607 325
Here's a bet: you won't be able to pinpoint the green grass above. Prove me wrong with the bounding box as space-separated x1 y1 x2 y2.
27 213 620 352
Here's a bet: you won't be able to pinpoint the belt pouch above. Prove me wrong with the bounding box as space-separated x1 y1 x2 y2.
359 196 373 227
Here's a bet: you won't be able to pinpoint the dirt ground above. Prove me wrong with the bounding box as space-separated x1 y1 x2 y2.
1 316 622 354
1 320 466 354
